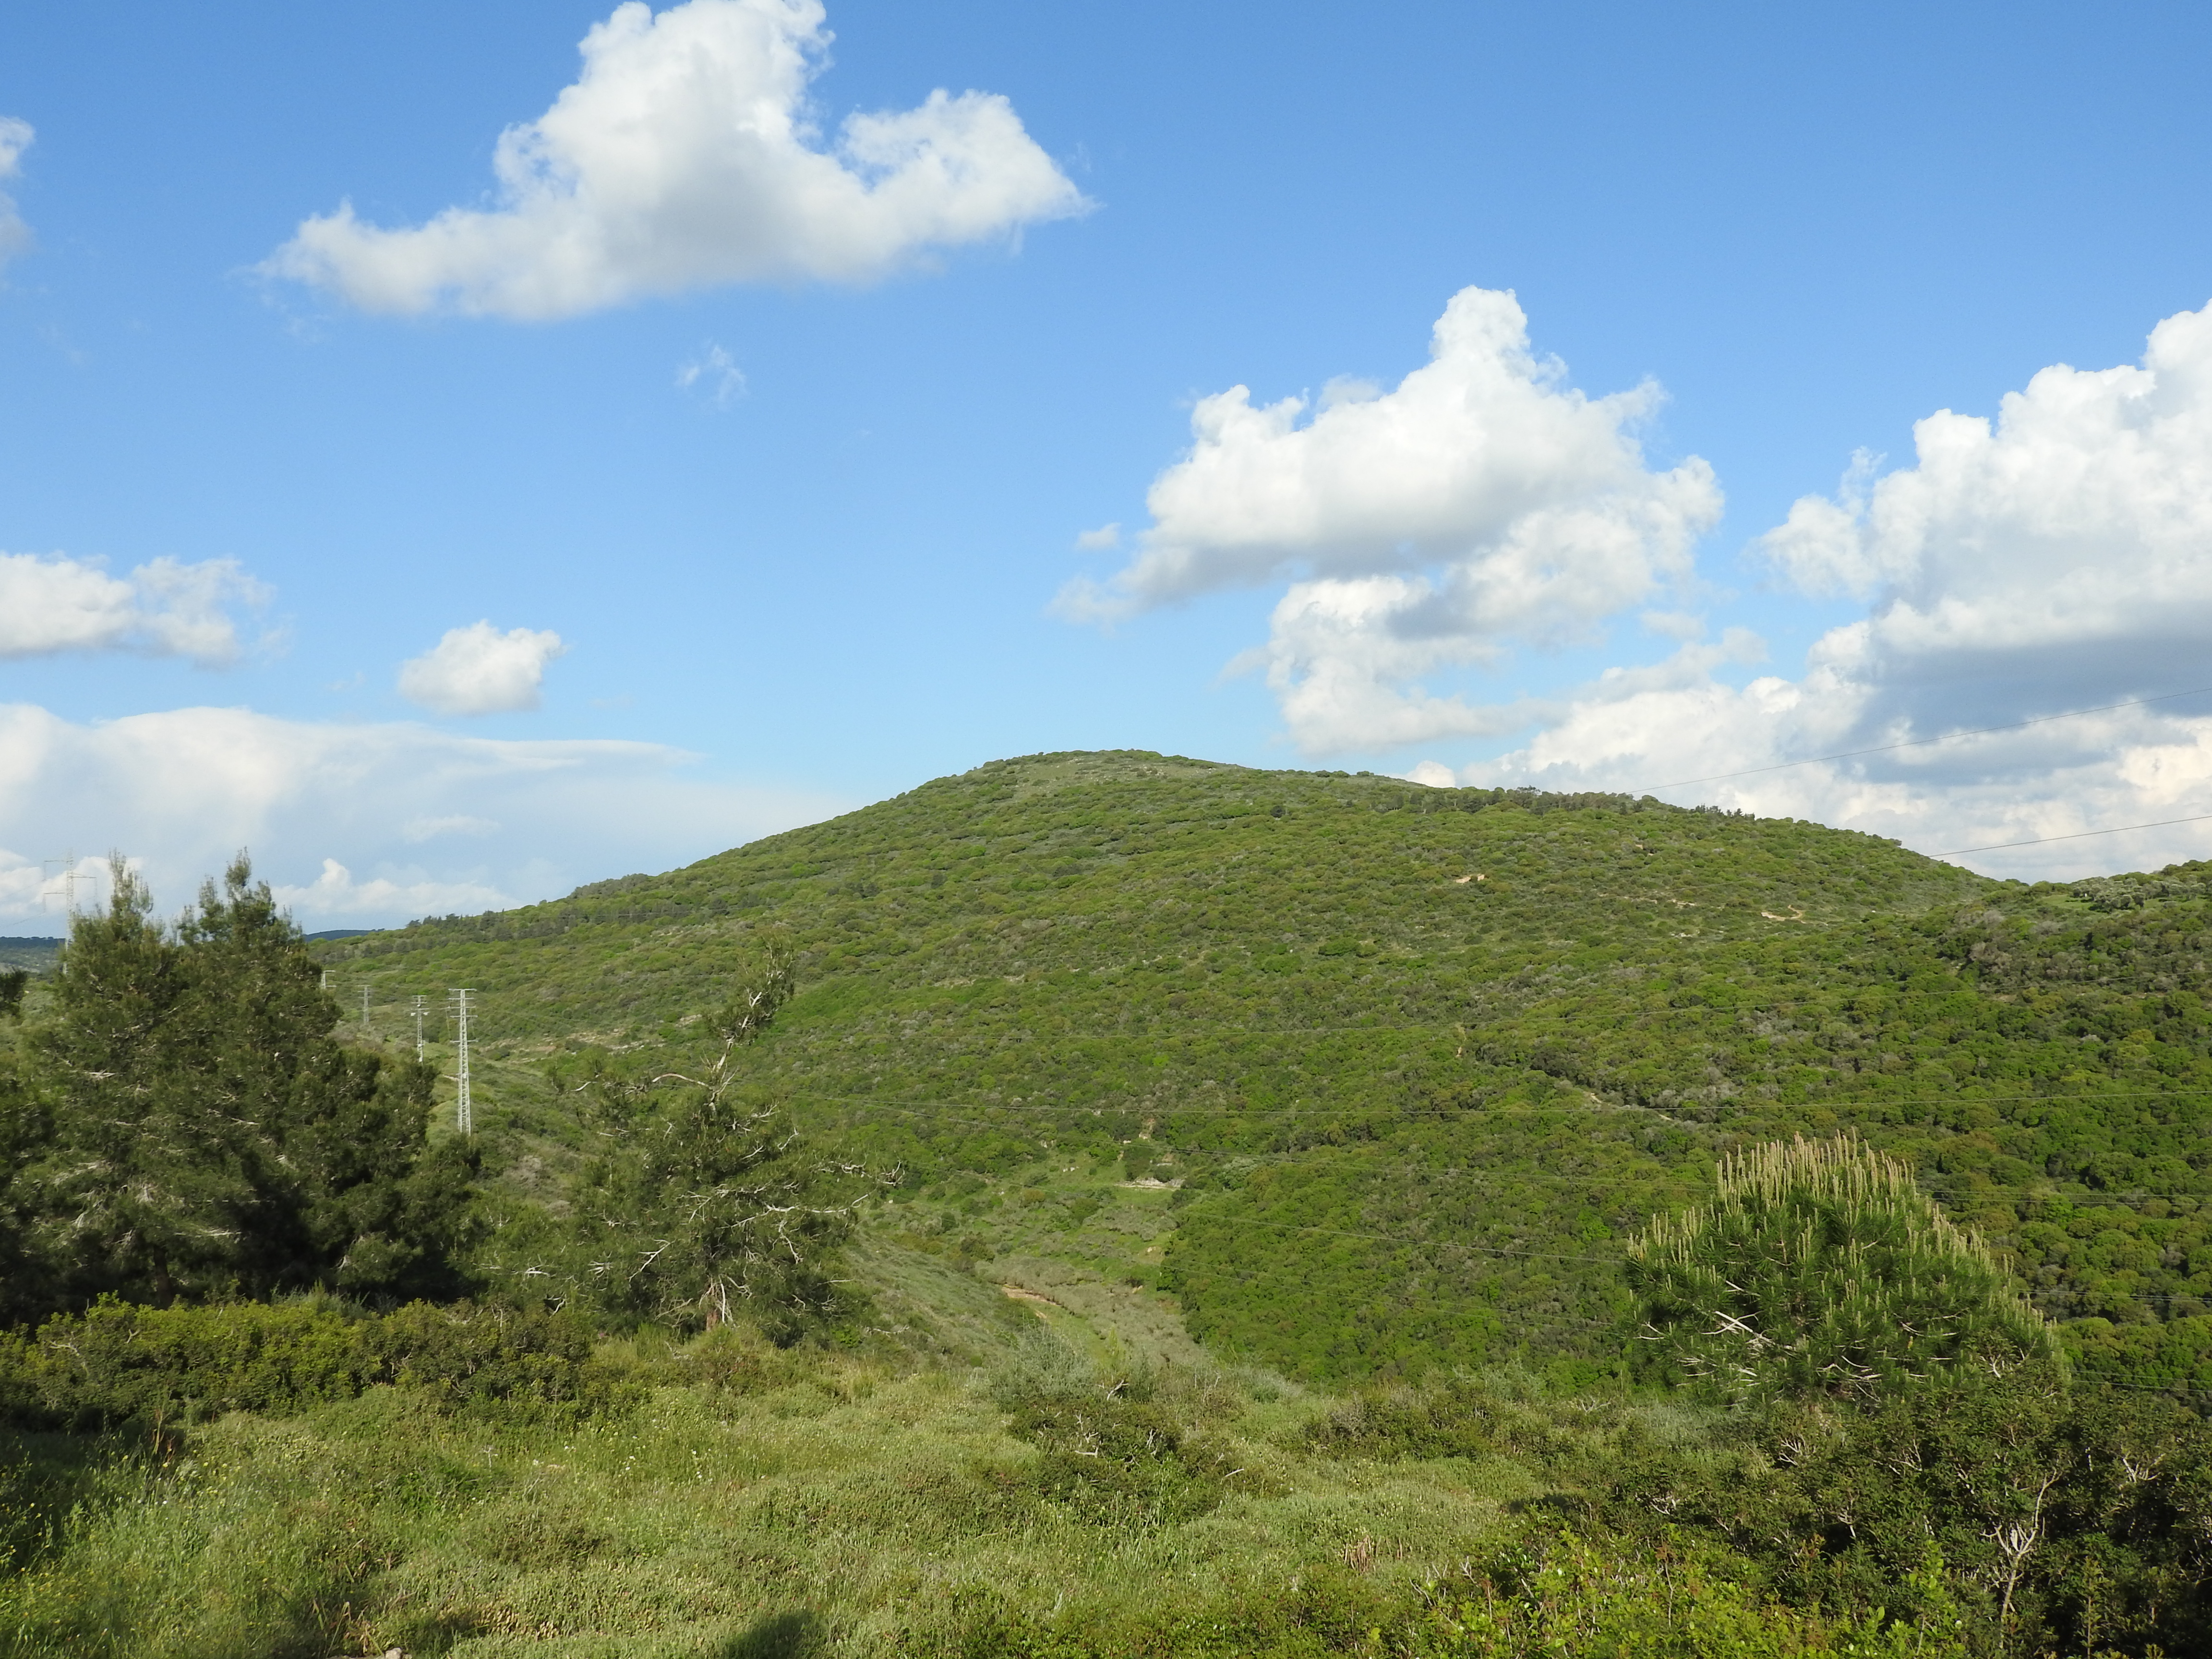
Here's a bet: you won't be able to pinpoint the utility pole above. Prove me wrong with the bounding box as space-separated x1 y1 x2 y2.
41 850 81 915
360 985 371 1031
448 989 475 1137
409 996 428 1060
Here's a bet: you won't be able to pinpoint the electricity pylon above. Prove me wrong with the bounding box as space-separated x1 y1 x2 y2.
447 989 475 1136
40 851 81 915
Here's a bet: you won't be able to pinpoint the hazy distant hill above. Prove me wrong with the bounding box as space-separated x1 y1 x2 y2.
315 750 2212 1387
0 937 60 974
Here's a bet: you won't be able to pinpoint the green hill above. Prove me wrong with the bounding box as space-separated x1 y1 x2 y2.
315 750 2212 1388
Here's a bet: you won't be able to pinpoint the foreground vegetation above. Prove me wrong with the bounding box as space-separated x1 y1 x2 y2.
2 1286 2203 1656
0 1305 2063 1656
7 750 2212 1653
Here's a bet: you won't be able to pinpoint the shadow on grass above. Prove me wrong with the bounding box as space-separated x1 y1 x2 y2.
0 1426 148 1573
721 1609 828 1659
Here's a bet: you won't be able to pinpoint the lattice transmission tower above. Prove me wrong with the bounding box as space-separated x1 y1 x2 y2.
447 988 476 1136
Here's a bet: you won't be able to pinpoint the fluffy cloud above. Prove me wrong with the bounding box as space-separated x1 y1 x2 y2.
0 117 31 268
1418 298 2212 879
1061 287 1722 753
272 859 515 922
0 552 270 665
1446 665 2212 881
0 703 844 930
1754 302 2212 716
398 622 568 716
264 0 1085 320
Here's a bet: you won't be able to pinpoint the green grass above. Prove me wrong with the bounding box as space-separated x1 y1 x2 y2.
0 1341 1514 1656
3 1323 1988 1659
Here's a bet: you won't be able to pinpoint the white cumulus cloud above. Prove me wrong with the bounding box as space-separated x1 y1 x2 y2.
1437 296 2212 879
398 622 569 716
264 0 1086 320
0 702 845 930
274 858 513 922
1754 302 2212 710
0 551 270 665
1060 287 1722 754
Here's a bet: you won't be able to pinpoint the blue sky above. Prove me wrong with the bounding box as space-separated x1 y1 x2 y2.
4 0 2212 926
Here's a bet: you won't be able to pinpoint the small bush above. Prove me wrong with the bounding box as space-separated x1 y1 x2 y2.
0 1299 373 1431
1009 1390 1227 1525
366 1300 600 1412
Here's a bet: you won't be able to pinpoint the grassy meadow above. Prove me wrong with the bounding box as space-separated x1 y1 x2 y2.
3 1300 1986 1658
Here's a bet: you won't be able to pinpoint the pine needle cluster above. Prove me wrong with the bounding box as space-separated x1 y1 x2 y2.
1627 1134 2060 1401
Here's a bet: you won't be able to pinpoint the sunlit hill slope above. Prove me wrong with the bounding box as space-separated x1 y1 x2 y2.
316 750 2212 1387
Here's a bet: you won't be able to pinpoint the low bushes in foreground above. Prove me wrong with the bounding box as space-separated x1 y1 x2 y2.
0 1298 625 1431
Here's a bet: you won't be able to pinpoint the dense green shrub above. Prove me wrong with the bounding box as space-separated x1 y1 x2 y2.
360 1299 602 1412
0 1298 606 1430
0 1299 369 1431
1406 1526 1971 1658
1588 1377 2212 1654
1007 1389 1227 1525
1628 1136 2059 1401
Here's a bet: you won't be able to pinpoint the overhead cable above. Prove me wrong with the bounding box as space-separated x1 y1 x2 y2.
1936 811 2212 859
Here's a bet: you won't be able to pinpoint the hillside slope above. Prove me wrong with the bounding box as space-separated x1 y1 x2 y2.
316 751 2212 1384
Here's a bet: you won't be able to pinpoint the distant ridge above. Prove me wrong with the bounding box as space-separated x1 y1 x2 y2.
0 937 61 974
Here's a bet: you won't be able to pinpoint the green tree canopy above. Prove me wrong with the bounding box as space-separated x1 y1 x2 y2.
8 854 474 1316
1627 1134 2060 1401
570 942 867 1338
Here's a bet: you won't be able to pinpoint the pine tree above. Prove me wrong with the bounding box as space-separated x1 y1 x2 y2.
174 855 479 1299
0 969 50 1323
1627 1133 2060 1402
24 860 264 1302
15 854 476 1311
572 943 864 1337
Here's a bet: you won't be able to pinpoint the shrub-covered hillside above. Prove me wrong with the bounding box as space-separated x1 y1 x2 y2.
316 750 2212 1386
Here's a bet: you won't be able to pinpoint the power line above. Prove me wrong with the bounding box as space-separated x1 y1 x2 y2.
1633 684 2212 796
1936 811 2212 859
